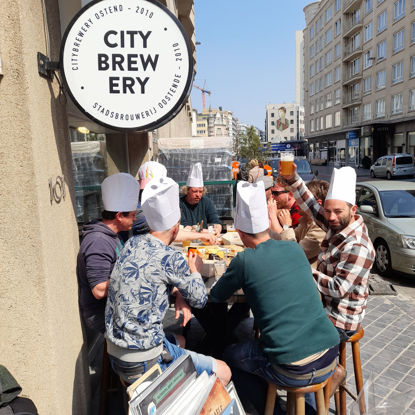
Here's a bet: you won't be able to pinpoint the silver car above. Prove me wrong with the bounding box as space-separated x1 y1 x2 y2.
370 153 415 180
356 181 415 276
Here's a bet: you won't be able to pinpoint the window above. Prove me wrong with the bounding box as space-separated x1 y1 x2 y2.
310 83 315 95
310 119 315 132
290 111 294 116
392 61 404 83
310 63 315 77
326 5 333 23
376 98 386 117
320 56 324 71
335 0 341 13
335 111 341 126
409 89 415 110
352 9 361 25
363 76 372 94
271 129 275 134
377 40 386 61
310 45 315 58
320 36 324 50
376 69 386 89
310 26 315 40
325 50 332 66
363 103 372 120
334 65 341 82
364 22 373 42
351 32 361 50
394 0 405 21
325 28 333 45
351 58 360 75
316 40 320 54
365 0 373 13
326 114 333 128
335 19 341 36
325 72 333 87
378 11 387 33
335 43 341 59
410 56 415 77
350 107 359 123
393 30 404 53
391 93 403 114
310 103 315 114
363 50 373 69
335 88 341 104
412 22 415 43
326 92 333 107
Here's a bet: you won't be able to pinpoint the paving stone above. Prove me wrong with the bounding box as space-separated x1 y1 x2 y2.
403 374 415 386
384 367 408 381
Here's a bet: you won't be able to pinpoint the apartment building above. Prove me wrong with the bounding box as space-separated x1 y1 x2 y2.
265 103 305 142
196 107 239 138
238 122 266 142
304 0 415 166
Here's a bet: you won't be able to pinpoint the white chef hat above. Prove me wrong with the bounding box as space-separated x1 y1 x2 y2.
326 167 357 205
141 177 181 231
186 162 204 188
234 181 269 234
138 161 167 190
101 173 140 212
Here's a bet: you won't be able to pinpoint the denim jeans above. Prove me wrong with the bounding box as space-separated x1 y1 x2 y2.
336 327 356 343
223 340 336 414
109 335 216 384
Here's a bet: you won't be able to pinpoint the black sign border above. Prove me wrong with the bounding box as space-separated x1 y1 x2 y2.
59 0 194 132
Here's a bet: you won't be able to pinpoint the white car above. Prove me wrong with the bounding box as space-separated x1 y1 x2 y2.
356 181 415 276
370 153 414 180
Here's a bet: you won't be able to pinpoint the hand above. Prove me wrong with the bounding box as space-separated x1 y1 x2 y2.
279 162 297 181
188 251 203 274
213 224 222 235
174 291 192 327
267 198 278 219
199 232 217 245
183 226 193 232
277 209 292 227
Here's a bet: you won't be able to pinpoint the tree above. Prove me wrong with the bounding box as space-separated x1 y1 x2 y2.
238 126 265 161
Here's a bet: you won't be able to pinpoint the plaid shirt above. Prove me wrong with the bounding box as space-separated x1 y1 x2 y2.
288 175 375 331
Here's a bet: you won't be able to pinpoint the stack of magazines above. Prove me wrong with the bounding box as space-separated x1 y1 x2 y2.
127 355 245 415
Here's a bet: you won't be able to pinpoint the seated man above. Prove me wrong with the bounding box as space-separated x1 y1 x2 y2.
268 180 329 267
105 176 231 385
180 163 222 234
210 181 340 414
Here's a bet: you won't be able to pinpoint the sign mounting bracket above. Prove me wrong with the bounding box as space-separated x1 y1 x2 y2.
37 52 60 80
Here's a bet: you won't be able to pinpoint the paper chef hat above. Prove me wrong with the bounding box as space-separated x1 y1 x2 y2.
326 167 357 205
234 181 269 234
186 162 204 188
138 161 167 190
141 177 181 231
101 173 140 212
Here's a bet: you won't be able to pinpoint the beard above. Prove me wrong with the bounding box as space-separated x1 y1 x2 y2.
328 214 351 233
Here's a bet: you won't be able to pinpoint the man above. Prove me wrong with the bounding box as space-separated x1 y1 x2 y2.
269 178 301 227
256 175 274 201
105 177 231 385
77 172 139 333
210 181 340 414
180 162 222 234
268 180 329 267
280 165 375 341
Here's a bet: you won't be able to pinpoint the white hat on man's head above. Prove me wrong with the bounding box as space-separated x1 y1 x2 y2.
141 177 181 231
186 162 204 188
326 167 357 205
234 181 269 234
138 161 167 190
101 173 139 212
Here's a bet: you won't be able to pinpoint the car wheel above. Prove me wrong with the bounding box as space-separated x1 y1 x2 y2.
386 171 392 180
375 240 392 276
370 170 375 178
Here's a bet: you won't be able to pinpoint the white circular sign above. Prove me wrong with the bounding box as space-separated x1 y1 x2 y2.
60 0 193 131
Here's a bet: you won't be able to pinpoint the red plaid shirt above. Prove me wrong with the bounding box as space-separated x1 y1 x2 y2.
288 175 375 331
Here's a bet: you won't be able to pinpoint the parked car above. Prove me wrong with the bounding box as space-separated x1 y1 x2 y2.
356 181 415 276
269 158 315 181
370 153 415 179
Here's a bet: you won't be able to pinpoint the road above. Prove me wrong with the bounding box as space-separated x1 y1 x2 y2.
309 163 415 300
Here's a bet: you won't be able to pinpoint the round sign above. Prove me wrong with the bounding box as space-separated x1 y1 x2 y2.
60 0 193 131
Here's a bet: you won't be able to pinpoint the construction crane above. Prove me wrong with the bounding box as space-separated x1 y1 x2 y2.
193 84 211 111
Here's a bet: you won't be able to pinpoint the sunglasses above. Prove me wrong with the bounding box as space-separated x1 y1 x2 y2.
272 190 289 196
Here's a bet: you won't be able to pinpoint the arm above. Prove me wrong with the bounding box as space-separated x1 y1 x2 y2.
204 197 222 233
171 287 192 327
277 209 296 241
313 242 372 299
175 229 217 244
298 222 326 261
210 254 244 302
268 199 283 234
91 280 109 299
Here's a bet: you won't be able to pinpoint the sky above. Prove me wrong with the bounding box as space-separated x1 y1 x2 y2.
190 0 313 130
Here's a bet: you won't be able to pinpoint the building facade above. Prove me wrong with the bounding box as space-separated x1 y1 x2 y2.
0 0 196 413
195 107 239 138
296 30 305 106
304 0 415 166
265 103 305 142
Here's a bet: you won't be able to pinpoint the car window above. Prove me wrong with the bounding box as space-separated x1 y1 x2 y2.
356 187 378 215
381 158 387 166
396 156 413 165
379 190 415 217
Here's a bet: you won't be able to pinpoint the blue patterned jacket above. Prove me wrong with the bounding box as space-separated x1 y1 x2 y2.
105 234 207 350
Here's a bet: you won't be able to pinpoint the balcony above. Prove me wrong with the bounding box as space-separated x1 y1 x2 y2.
343 18 363 37
344 115 361 127
343 45 363 61
342 92 362 108
343 69 362 85
343 0 363 13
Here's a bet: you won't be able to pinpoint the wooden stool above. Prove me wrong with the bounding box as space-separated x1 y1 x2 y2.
265 375 333 415
336 326 365 415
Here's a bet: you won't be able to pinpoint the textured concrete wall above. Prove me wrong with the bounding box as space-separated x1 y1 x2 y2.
0 1 88 414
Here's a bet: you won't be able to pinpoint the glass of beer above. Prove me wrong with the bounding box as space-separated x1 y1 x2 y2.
182 240 191 248
280 151 294 176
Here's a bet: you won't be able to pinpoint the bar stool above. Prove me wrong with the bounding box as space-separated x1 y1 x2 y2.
336 325 365 415
265 374 333 415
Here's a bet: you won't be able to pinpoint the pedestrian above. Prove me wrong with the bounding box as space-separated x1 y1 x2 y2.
247 159 264 183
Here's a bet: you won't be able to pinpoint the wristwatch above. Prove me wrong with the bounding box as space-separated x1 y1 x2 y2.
282 224 292 231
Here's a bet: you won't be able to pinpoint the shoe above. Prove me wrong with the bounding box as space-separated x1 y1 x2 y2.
329 364 346 397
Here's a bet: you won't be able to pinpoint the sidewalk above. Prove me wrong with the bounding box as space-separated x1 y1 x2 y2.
164 292 415 414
